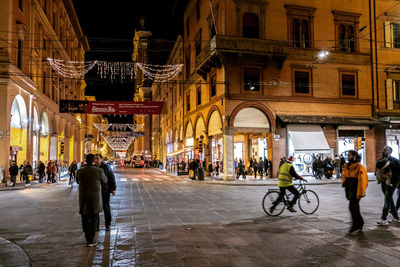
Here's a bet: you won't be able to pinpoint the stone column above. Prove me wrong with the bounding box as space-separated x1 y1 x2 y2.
26 95 34 167
205 135 212 176
64 137 70 164
0 84 10 182
223 126 234 180
244 133 250 173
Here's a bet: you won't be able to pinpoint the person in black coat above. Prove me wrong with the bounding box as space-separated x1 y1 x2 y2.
37 161 46 183
264 157 269 177
76 154 107 246
9 161 19 186
95 154 116 232
258 157 264 179
236 159 246 179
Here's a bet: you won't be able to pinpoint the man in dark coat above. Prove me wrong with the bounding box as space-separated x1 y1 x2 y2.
23 162 33 184
95 154 116 231
9 161 19 186
258 157 264 179
76 154 107 246
264 157 269 177
37 161 45 183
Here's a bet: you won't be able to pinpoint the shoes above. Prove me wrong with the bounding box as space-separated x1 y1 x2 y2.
106 226 110 231
377 219 389 225
348 228 363 236
391 218 399 223
269 206 276 213
287 206 297 212
86 242 97 247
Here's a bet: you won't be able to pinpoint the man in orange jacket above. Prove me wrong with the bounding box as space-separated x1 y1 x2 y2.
342 150 369 236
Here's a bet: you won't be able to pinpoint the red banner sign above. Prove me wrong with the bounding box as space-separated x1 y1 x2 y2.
60 100 165 114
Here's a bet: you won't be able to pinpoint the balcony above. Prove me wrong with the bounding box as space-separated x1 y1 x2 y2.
195 35 289 78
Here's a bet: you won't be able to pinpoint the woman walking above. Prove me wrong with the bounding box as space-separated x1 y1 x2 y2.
342 150 369 236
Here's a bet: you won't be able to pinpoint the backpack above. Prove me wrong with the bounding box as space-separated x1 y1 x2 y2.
376 160 390 184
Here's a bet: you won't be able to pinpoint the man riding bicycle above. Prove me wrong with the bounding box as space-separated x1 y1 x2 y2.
271 156 307 213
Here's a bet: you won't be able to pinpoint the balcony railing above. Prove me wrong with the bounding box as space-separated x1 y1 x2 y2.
194 35 289 77
195 35 289 67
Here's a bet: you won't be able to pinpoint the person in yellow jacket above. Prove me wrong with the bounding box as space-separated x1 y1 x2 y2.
271 156 307 213
342 150 369 236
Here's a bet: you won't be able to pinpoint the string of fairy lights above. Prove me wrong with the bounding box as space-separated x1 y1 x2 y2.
93 123 144 151
46 57 183 82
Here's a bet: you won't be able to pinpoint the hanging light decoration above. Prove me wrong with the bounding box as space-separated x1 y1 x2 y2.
135 63 183 82
97 61 135 81
47 58 183 82
47 58 98 79
93 123 111 132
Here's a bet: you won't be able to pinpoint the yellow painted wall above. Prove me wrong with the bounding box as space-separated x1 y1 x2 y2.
10 127 27 166
69 137 74 164
40 136 49 163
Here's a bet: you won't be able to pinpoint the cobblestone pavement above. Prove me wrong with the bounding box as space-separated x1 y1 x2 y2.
0 167 400 266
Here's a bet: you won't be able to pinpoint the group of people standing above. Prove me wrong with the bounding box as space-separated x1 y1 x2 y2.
234 157 270 180
9 160 46 186
77 153 116 247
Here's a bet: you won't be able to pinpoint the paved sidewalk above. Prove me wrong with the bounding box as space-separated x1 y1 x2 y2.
0 168 396 266
155 168 377 186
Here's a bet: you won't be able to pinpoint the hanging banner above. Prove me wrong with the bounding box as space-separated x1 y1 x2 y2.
60 100 165 114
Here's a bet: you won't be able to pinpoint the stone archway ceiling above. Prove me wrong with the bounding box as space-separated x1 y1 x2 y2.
185 122 193 138
233 108 270 128
10 95 28 128
33 108 40 131
208 111 223 136
41 112 50 135
195 117 205 139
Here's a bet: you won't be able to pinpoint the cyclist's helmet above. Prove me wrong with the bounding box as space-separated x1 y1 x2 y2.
287 156 294 162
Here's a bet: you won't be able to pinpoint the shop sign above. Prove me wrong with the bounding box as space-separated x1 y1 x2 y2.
274 134 280 140
60 100 165 114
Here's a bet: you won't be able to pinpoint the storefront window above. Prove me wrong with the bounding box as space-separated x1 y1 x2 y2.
234 142 244 160
386 129 400 159
337 129 366 166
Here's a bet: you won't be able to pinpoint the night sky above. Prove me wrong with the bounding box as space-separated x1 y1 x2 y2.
72 0 185 122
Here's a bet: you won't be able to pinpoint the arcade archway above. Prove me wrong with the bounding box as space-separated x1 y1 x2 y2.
10 95 28 166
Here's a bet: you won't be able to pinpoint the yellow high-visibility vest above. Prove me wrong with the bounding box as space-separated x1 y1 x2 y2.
278 162 293 187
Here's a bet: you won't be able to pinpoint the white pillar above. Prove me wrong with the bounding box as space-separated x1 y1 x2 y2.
223 127 234 181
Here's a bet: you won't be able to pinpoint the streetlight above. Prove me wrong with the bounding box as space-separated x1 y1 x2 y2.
317 50 329 60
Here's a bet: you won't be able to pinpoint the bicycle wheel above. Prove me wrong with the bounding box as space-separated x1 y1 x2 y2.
298 190 319 214
262 191 285 216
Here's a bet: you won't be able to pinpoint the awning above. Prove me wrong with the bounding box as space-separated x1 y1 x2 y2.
278 115 380 126
287 124 330 154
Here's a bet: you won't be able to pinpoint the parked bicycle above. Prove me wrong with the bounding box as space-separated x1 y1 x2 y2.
262 180 319 216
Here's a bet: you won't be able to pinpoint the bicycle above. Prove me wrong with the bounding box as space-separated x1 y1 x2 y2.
262 180 319 216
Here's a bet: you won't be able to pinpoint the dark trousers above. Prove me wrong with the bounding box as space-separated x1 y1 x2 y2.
348 193 364 231
381 183 398 220
273 186 300 207
81 214 98 244
102 192 111 227
10 175 16 186
396 188 400 213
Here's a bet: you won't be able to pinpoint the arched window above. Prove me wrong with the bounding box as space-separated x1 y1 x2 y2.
243 13 259 38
